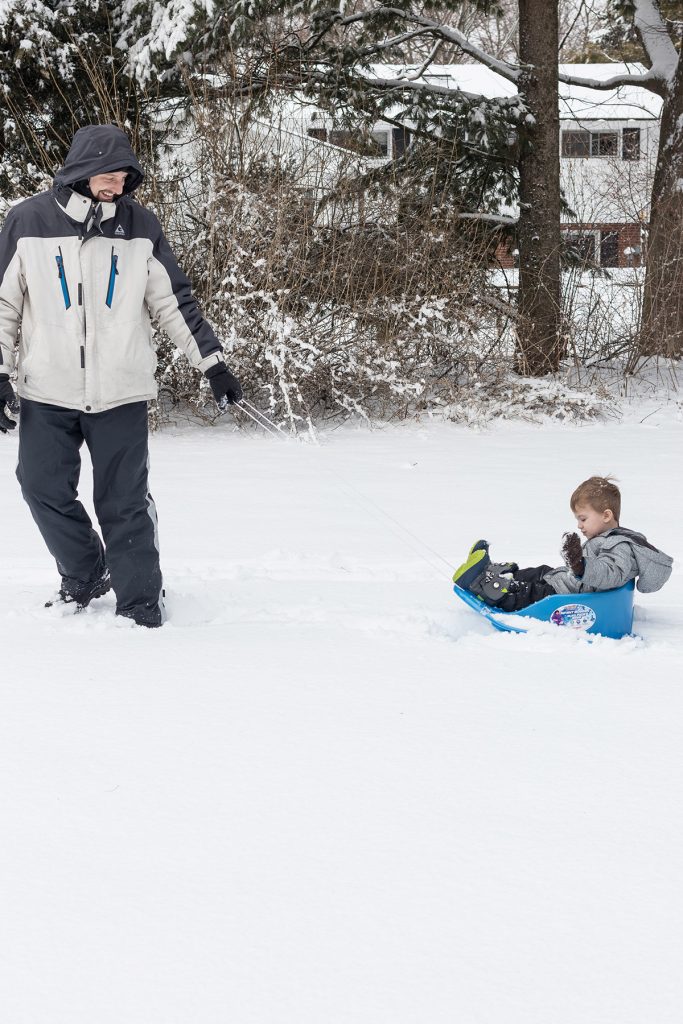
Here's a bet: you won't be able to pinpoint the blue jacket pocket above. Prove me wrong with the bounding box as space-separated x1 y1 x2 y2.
56 248 71 309
105 248 119 308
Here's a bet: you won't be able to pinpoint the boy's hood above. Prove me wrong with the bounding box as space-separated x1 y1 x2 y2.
591 526 673 593
599 527 662 554
53 125 144 194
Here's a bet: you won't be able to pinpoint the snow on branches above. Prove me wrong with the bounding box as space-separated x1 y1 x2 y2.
561 0 679 93
116 0 216 84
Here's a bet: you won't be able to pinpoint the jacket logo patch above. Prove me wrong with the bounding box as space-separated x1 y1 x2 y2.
114 224 125 236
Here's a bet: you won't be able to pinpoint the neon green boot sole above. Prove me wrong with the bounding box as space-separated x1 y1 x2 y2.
452 540 490 588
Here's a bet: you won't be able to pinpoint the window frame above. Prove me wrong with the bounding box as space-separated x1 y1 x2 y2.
590 131 619 158
599 230 620 268
561 129 591 158
622 127 641 161
562 126 644 161
368 130 390 158
562 229 599 266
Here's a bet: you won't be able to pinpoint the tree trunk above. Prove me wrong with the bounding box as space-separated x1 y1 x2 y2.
516 0 562 375
640 52 683 357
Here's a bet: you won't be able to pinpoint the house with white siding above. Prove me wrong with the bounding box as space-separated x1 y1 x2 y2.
260 63 660 267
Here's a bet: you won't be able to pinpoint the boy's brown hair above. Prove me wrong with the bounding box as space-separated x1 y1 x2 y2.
570 476 621 522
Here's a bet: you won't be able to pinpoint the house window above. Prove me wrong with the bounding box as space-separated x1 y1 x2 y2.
622 127 641 161
562 129 626 159
562 130 590 158
308 125 398 159
318 128 391 158
327 129 353 149
600 231 619 268
369 131 390 157
392 127 410 159
591 132 619 157
563 231 596 265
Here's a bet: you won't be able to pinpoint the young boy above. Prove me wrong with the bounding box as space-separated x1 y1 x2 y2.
453 476 673 612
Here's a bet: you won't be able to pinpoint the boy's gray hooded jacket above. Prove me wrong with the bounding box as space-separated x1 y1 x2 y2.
0 125 224 413
544 528 673 595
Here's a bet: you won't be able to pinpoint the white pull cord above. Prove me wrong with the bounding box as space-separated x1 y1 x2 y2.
239 399 297 441
328 474 454 579
224 398 455 580
220 397 291 439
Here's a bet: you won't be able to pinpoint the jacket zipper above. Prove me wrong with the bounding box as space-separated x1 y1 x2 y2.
56 247 71 309
79 283 85 367
79 236 87 400
105 247 119 308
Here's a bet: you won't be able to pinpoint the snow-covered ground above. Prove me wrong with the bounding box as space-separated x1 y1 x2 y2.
1 406 682 1023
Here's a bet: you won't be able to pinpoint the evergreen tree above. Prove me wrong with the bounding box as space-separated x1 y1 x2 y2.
113 0 570 375
0 0 151 200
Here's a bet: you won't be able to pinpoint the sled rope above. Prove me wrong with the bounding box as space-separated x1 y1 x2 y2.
234 399 454 580
324 471 453 580
235 399 298 440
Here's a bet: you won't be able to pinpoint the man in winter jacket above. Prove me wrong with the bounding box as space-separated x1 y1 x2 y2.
453 476 673 612
0 125 242 627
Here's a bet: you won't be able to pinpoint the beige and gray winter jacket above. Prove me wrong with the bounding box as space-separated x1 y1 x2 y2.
0 126 224 413
544 527 673 595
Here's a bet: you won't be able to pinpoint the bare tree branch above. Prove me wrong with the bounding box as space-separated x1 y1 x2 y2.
304 7 521 82
349 71 519 104
458 211 517 226
559 0 589 53
559 0 678 94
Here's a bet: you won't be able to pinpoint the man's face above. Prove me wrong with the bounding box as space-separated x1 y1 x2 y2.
88 171 128 203
574 503 615 540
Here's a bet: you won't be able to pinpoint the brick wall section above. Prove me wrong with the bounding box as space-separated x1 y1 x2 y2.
494 222 647 269
494 237 516 269
614 222 645 266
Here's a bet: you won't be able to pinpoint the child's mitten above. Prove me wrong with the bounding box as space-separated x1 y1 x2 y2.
561 531 585 577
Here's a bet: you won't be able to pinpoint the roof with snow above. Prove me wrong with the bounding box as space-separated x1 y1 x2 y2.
558 63 662 120
367 64 662 121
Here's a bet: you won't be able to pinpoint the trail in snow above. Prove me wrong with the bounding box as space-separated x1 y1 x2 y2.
1 411 682 1024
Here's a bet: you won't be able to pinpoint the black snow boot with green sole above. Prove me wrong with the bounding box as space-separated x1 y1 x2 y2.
452 540 491 589
468 563 520 607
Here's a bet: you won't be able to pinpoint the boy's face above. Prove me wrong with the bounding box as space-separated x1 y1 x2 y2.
574 503 616 540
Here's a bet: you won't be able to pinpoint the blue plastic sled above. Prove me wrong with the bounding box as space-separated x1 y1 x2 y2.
453 579 635 639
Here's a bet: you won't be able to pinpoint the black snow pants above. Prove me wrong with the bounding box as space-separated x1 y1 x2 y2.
498 565 556 612
16 399 163 625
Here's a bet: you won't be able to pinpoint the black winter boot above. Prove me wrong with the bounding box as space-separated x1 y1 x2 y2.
468 563 520 607
452 540 491 588
46 568 112 609
116 608 163 628
116 590 164 628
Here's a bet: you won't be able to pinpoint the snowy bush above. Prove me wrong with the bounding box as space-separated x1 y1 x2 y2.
144 101 532 430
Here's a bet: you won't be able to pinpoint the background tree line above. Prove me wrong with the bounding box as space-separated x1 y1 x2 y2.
0 0 681 425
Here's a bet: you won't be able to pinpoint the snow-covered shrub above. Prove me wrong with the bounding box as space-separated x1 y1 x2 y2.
561 264 643 367
145 99 524 430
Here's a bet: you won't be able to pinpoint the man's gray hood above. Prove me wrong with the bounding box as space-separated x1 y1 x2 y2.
53 125 144 194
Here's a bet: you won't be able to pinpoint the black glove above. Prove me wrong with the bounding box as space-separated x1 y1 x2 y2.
0 374 18 433
205 362 243 410
561 531 585 577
